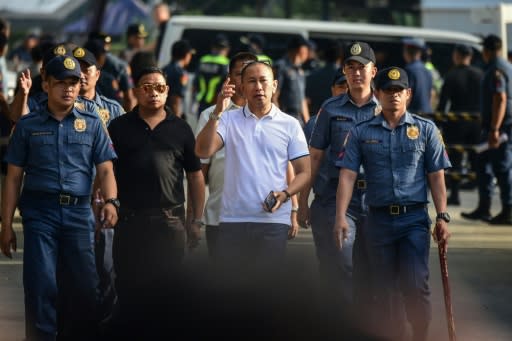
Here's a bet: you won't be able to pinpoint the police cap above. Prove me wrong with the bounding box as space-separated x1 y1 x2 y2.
126 23 148 38
45 55 81 80
73 47 98 67
344 42 376 65
375 67 409 90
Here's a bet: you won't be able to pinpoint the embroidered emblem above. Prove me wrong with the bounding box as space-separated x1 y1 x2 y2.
350 43 362 55
74 101 85 111
98 108 110 125
74 118 87 132
388 68 400 80
73 48 85 58
406 125 419 140
63 58 76 70
53 45 66 55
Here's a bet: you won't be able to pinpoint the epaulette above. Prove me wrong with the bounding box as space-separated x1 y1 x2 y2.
354 115 378 128
98 95 124 112
18 111 39 121
411 113 434 124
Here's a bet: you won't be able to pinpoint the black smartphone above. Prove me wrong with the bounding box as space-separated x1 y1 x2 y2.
264 191 278 211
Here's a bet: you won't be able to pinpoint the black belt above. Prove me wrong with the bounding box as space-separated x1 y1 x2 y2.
120 205 185 218
24 191 91 206
369 203 426 215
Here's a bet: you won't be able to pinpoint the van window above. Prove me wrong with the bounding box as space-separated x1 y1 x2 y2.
181 29 304 70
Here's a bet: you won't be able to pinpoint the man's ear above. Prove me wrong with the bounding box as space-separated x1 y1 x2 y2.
42 79 49 92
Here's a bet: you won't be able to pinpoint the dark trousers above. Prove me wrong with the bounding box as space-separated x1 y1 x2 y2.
112 211 186 337
20 197 98 341
476 129 512 208
366 207 432 341
95 228 116 321
205 224 221 261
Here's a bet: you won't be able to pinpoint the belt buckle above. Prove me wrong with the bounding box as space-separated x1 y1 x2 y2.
59 194 71 205
389 205 400 215
357 180 366 189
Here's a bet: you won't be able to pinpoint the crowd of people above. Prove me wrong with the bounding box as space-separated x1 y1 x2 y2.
0 3 511 339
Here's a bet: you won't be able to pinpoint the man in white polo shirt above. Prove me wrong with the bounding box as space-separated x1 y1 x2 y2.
195 60 310 274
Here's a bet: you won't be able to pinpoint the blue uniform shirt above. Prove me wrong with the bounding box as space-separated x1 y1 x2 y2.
481 56 512 130
404 60 433 114
274 57 306 116
163 61 188 99
337 112 451 206
5 106 117 195
310 93 379 179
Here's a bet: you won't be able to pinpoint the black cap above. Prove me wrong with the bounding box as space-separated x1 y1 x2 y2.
332 70 347 86
213 34 230 48
172 40 196 58
89 31 112 44
84 39 106 59
72 47 97 67
375 67 409 90
454 44 473 56
482 34 502 51
287 35 309 50
344 42 376 65
126 23 148 38
42 44 71 67
45 55 81 80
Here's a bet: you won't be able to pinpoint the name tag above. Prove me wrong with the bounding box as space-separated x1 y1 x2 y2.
363 139 381 144
30 131 54 136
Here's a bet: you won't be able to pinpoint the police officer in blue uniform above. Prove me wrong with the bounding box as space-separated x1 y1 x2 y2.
0 55 118 340
402 38 433 114
162 40 195 118
335 67 451 340
299 42 379 306
462 34 512 225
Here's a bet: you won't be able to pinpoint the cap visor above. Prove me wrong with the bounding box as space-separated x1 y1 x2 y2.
52 71 81 80
345 56 372 65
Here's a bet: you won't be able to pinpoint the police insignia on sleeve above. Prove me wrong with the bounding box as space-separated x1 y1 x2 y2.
350 43 362 55
374 104 382 115
74 101 85 111
98 108 110 125
63 58 76 70
74 118 87 132
406 125 419 140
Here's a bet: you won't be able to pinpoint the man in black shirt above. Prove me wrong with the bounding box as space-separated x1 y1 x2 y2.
107 66 205 336
438 44 483 205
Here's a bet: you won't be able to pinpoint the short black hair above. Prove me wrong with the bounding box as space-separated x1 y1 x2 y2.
483 34 502 52
133 66 166 85
240 60 274 80
229 52 258 73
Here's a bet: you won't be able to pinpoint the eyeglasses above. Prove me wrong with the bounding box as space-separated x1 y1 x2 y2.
137 83 167 94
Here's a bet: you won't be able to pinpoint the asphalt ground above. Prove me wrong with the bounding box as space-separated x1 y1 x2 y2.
1 189 512 340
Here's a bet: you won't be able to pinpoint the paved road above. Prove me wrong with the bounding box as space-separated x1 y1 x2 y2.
1 189 512 340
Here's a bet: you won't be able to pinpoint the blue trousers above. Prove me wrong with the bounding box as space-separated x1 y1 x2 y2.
366 207 432 340
310 195 356 304
19 195 98 341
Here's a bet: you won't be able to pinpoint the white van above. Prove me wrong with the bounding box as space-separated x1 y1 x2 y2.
158 15 483 75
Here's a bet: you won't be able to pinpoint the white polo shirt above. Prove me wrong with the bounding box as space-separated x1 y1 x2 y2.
195 101 240 226
217 104 309 225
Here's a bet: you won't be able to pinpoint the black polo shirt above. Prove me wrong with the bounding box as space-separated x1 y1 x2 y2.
108 107 201 210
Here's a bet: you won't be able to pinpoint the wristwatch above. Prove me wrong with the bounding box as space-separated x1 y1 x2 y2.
282 190 291 203
104 198 121 212
436 212 451 223
209 111 221 121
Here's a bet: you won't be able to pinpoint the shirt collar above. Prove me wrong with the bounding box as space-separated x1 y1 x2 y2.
369 111 413 126
242 104 277 119
343 92 379 108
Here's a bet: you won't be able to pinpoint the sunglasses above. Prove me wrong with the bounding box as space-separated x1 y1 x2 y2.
137 83 167 94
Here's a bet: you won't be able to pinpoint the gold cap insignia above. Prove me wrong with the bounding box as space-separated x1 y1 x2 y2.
54 45 66 55
406 125 419 140
63 57 76 70
350 43 362 55
388 68 400 80
98 108 110 125
74 118 87 132
73 48 85 58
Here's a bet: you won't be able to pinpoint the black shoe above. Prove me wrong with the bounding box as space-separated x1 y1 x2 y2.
461 208 492 222
489 212 512 225
447 196 460 206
